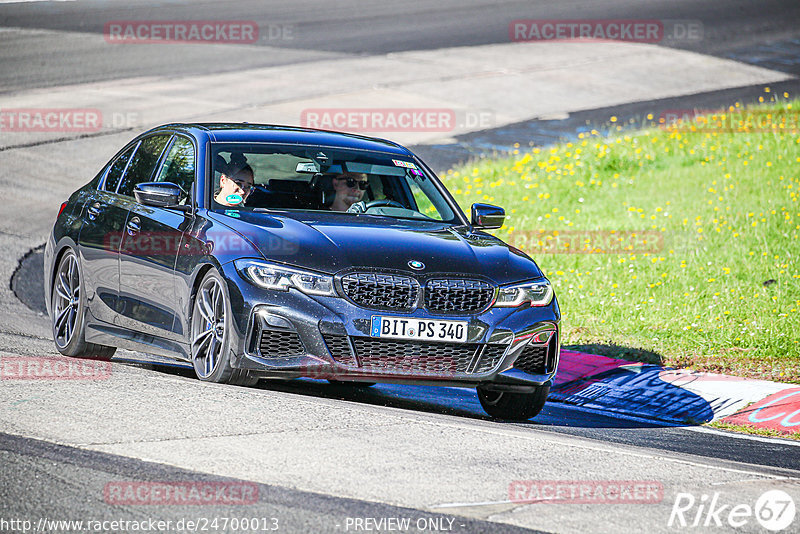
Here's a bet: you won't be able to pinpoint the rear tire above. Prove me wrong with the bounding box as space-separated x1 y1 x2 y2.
477 384 550 421
51 249 116 361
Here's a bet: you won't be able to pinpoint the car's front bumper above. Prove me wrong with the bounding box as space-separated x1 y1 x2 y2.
220 262 560 391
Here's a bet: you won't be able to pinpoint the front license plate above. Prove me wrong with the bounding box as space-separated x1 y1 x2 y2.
370 316 469 342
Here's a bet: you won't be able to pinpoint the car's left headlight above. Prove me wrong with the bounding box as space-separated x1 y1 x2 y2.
234 259 336 297
494 280 553 307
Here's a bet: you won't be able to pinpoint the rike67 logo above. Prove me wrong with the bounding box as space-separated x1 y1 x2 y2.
669 489 796 531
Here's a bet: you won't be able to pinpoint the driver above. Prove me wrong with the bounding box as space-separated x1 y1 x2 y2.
214 158 255 207
330 172 369 212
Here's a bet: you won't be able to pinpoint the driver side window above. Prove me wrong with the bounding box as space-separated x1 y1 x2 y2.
103 143 137 193
117 134 171 198
154 136 195 204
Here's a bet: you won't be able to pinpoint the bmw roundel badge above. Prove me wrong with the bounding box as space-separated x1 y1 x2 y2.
408 260 425 270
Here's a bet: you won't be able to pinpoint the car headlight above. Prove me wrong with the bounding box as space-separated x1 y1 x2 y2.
234 259 336 297
494 280 553 307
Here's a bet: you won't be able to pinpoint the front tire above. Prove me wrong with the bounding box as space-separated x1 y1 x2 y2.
51 248 115 360
477 384 550 421
190 269 257 387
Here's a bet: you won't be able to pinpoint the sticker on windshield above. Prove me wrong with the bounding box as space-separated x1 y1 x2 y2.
225 194 243 205
392 159 417 169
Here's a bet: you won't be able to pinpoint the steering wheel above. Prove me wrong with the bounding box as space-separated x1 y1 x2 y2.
363 199 405 210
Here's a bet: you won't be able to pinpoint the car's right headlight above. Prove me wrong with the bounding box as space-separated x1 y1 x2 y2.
234 259 336 297
493 280 553 307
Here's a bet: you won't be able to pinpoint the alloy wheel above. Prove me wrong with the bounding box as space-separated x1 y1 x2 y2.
192 276 227 379
52 251 80 349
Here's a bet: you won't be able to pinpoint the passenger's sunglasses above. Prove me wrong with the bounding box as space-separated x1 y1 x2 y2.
337 177 369 190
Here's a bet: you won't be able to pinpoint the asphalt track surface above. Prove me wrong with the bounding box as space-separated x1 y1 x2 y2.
1 0 800 93
124 362 800 473
2 1 800 532
0 433 543 534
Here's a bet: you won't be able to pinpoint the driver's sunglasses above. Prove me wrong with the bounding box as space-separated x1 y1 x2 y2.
339 178 369 190
229 178 253 191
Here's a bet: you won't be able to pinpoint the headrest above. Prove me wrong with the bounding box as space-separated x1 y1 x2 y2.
215 152 250 176
309 173 334 191
309 173 336 206
228 152 248 175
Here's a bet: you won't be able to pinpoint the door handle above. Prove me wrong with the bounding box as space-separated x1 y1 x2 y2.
87 203 101 221
126 216 141 236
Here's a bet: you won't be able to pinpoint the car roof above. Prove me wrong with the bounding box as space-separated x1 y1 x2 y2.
150 123 413 155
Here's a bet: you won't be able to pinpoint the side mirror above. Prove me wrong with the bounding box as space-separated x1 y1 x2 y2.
134 182 190 212
471 203 505 229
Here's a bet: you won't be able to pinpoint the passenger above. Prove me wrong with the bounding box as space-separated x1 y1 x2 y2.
330 172 368 212
214 161 255 207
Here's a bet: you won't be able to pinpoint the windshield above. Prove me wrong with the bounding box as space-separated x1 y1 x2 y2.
209 143 458 222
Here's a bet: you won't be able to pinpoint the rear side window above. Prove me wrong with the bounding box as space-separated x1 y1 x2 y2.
103 143 137 193
117 134 171 197
154 136 195 203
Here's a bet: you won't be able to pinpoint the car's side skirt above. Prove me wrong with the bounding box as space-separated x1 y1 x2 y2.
85 321 190 361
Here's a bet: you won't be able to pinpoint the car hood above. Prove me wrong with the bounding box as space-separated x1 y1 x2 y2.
208 210 543 284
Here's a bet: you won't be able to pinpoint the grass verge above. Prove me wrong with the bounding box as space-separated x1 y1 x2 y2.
446 91 800 383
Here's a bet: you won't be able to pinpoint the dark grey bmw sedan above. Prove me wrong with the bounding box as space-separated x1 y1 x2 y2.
44 123 560 420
